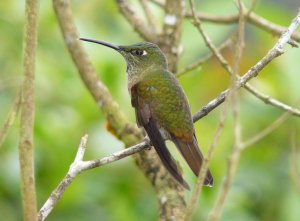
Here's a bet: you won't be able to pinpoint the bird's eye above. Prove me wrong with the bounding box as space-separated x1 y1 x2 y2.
131 49 147 56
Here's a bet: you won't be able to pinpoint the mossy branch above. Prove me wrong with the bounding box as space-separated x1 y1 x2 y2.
18 0 39 220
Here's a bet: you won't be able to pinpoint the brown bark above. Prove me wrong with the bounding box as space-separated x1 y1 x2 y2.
18 0 39 220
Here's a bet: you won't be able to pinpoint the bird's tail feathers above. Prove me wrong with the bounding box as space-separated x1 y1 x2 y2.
144 119 190 190
172 135 213 187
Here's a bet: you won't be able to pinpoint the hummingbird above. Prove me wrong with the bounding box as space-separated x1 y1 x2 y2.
80 38 213 189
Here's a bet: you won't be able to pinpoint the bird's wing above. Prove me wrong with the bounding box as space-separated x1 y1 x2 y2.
131 83 190 189
171 134 213 187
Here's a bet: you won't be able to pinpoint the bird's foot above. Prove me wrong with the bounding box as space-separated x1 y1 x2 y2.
143 136 152 150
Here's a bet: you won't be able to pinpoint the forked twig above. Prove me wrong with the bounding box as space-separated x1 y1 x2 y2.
38 135 149 221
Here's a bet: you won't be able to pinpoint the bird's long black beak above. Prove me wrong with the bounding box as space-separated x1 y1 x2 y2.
80 38 120 51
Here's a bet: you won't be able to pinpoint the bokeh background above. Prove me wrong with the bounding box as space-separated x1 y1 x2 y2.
0 0 300 220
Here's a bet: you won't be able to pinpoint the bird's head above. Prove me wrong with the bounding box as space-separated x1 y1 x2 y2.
80 38 168 74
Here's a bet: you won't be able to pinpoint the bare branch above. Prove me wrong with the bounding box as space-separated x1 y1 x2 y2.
193 90 228 122
78 140 149 171
139 0 160 32
208 138 242 221
116 0 157 42
188 9 300 219
185 98 230 221
190 8 300 122
38 135 89 221
150 0 165 8
288 38 299 48
0 90 21 147
38 135 149 221
248 12 300 42
184 10 300 42
246 0 257 17
239 10 300 84
245 85 300 117
176 34 236 77
204 10 299 220
18 0 39 220
160 0 185 72
185 2 246 220
233 0 245 76
241 110 292 149
187 0 234 77
208 2 245 220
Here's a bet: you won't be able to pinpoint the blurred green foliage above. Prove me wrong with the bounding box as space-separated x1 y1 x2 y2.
0 0 300 221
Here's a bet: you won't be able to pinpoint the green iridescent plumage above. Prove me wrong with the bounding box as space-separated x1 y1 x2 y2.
80 38 213 189
137 69 193 137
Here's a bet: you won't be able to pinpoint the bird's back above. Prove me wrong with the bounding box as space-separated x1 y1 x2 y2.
137 69 194 139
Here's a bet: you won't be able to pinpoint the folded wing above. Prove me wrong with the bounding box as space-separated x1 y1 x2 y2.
131 84 190 189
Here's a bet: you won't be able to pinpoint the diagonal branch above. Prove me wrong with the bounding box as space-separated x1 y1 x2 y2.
139 0 160 32
0 90 22 147
208 2 245 220
38 136 149 221
185 94 231 221
244 85 300 117
241 109 293 149
116 0 157 42
184 10 300 42
186 3 300 119
176 34 236 77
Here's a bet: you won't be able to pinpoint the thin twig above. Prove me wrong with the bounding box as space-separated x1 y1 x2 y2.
18 0 39 220
38 135 90 221
193 90 228 122
188 3 300 119
176 34 236 77
241 110 292 149
185 5 300 220
38 135 149 221
0 90 22 147
185 2 246 220
116 0 157 42
188 1 234 77
149 0 165 8
208 138 242 221
139 0 159 32
208 2 245 220
245 85 300 117
248 12 300 42
245 0 257 17
161 0 185 72
232 0 244 146
185 97 230 221
287 38 299 47
184 10 300 42
233 0 245 76
194 10 299 121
